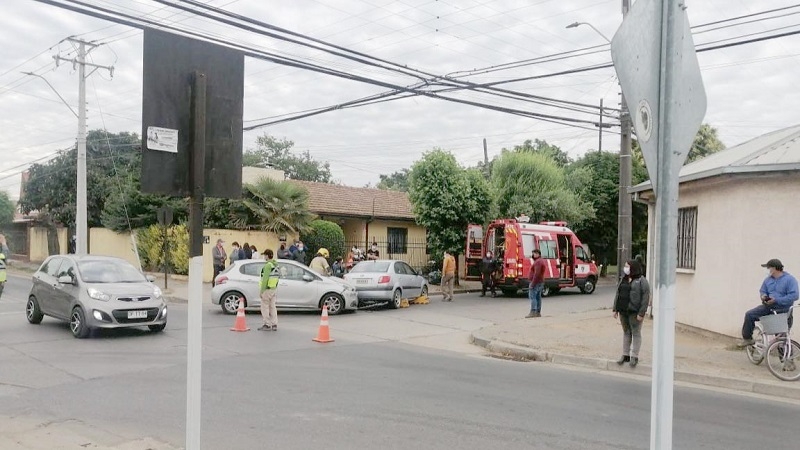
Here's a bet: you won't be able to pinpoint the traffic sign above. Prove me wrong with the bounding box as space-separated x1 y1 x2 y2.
610 0 706 190
157 206 174 227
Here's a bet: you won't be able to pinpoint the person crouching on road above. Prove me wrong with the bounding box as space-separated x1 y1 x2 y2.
480 251 497 297
737 258 799 348
526 249 546 318
259 249 280 331
612 259 650 368
309 248 331 276
441 251 456 302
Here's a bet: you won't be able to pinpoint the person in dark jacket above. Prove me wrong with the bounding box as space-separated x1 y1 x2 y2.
479 251 498 297
277 243 292 260
292 241 307 265
612 259 650 368
241 242 253 260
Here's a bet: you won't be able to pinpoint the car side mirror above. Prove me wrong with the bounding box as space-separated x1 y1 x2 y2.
145 275 156 282
302 274 314 282
58 275 74 285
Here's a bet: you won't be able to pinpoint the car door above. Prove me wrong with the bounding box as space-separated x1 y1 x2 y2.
276 262 315 308
396 262 420 297
239 261 266 306
53 258 78 318
32 257 63 317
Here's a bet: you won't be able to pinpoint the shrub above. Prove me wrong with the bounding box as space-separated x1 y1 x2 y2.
136 224 189 275
300 220 345 263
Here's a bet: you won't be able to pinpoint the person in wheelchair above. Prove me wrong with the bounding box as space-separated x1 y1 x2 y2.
738 259 799 347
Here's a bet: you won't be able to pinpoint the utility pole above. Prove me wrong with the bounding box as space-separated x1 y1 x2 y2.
617 0 632 278
598 98 604 152
53 38 114 255
483 138 489 165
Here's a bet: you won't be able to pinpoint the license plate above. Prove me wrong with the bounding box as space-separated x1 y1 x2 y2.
127 310 148 319
356 279 369 285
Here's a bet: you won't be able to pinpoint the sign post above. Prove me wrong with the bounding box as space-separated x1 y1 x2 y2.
156 206 174 289
611 1 706 448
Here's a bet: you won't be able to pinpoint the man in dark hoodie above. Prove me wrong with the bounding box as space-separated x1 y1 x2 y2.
292 241 307 265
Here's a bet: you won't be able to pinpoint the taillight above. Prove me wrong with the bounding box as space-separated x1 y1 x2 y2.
378 275 391 284
216 275 228 285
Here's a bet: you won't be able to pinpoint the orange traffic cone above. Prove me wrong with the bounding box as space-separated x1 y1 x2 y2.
312 304 334 343
230 299 250 332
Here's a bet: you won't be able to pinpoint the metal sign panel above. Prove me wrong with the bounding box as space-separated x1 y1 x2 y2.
141 29 244 199
610 0 706 190
157 206 174 226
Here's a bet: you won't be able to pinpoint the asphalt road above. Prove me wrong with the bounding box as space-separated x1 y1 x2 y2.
1 274 799 449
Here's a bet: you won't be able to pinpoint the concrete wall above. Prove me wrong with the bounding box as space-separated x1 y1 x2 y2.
89 228 141 269
645 173 800 337
28 227 68 262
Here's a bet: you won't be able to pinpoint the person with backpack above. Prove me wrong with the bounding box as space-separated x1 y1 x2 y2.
258 249 280 331
612 259 651 368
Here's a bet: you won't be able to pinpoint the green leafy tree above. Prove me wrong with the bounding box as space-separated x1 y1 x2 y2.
377 169 410 192
508 139 572 167
687 123 725 163
0 191 15 227
408 149 492 263
233 177 316 234
300 219 346 264
22 130 141 229
243 135 333 183
492 151 592 227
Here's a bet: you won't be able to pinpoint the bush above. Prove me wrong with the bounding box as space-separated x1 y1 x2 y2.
136 224 189 275
300 220 345 263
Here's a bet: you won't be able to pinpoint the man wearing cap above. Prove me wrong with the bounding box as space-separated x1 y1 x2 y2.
212 238 227 287
738 258 799 347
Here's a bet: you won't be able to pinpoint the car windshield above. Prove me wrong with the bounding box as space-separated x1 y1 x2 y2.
78 259 147 283
349 261 391 273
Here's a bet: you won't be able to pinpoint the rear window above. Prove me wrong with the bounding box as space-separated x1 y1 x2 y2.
350 261 390 273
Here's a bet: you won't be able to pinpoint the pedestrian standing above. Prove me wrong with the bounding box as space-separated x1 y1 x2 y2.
479 250 498 297
309 248 331 276
0 234 8 299
292 241 307 265
212 239 227 287
441 250 456 302
367 242 380 260
277 243 291 259
258 249 280 331
250 245 263 259
612 259 650 367
526 249 546 318
241 242 253 260
229 241 242 265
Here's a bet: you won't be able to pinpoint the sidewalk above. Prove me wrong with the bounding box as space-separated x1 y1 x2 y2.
471 308 800 400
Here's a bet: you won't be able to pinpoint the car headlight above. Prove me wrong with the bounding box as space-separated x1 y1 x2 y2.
87 288 111 302
153 286 163 298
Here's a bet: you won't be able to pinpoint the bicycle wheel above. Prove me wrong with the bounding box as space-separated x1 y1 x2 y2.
765 338 800 381
746 326 765 365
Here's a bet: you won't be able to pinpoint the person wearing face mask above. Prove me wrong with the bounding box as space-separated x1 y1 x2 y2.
479 251 498 297
367 242 380 260
612 259 650 367
292 241 307 265
737 259 799 348
526 249 547 318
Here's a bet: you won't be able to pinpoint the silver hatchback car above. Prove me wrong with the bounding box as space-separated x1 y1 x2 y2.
343 260 429 309
211 259 359 315
26 255 167 338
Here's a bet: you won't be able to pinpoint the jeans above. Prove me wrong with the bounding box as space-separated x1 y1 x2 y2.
742 304 791 339
528 283 543 313
620 313 643 357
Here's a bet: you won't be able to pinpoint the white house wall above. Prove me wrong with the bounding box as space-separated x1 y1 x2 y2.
673 174 800 336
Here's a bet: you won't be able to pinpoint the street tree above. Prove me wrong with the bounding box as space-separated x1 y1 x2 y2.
377 169 410 192
243 135 333 183
21 130 141 229
687 123 725 163
491 151 592 227
234 177 316 235
408 149 492 262
508 139 572 167
0 190 15 227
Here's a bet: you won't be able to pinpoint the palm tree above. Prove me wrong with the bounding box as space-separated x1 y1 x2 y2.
234 177 316 235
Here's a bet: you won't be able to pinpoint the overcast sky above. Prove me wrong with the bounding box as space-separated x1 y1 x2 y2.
1 0 799 200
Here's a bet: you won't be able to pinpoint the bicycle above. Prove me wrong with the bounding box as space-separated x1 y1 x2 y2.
745 306 794 365
762 305 800 381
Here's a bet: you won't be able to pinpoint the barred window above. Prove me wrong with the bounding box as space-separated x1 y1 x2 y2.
677 207 697 270
387 227 408 254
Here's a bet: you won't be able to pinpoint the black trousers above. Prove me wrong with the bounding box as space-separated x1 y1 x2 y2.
481 273 495 295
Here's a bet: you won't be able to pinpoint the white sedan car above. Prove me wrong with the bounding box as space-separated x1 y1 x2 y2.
211 259 358 315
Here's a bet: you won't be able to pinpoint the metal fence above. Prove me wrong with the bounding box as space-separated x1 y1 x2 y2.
345 237 431 272
0 223 30 260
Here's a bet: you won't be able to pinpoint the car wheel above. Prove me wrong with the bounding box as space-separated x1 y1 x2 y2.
221 292 244 315
26 296 44 324
389 289 402 309
580 277 596 294
321 293 345 315
70 307 90 339
149 323 167 332
542 285 553 297
421 284 429 297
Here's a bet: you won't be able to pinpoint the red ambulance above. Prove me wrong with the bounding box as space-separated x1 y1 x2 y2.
465 215 599 297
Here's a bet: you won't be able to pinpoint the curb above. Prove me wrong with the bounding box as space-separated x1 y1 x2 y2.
469 331 800 401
